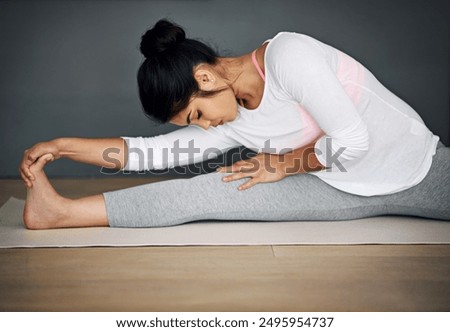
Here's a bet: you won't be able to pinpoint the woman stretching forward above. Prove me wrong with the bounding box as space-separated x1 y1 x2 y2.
20 19 450 229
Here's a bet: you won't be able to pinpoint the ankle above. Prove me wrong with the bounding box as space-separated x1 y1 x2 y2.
50 196 74 228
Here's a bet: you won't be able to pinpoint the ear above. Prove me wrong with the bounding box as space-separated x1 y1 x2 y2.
193 68 216 91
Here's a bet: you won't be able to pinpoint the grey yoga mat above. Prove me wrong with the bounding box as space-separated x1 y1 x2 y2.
1 196 450 248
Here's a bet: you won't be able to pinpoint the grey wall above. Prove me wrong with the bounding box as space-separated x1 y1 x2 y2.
0 0 448 178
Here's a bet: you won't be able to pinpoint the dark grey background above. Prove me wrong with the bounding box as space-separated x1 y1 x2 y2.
0 0 448 178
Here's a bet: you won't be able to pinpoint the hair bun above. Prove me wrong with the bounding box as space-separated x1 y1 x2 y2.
140 19 186 58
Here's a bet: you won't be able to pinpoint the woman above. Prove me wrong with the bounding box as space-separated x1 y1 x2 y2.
20 19 450 229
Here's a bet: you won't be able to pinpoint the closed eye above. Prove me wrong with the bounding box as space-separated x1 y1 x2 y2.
197 111 202 119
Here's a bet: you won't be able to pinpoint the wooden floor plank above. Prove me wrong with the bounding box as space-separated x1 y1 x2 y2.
273 244 450 257
0 245 449 311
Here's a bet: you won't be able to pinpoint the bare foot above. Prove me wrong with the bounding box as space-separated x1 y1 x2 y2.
23 154 71 230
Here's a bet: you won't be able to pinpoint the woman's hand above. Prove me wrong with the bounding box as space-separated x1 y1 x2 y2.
216 153 287 190
20 140 60 188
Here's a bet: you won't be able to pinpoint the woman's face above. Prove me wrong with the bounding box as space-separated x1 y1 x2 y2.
169 90 238 129
169 66 239 129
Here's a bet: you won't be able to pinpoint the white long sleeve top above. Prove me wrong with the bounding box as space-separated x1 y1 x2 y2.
122 31 440 197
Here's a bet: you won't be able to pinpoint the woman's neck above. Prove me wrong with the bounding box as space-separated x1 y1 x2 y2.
216 53 263 104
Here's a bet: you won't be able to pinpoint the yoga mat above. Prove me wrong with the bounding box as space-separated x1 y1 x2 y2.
1 196 449 248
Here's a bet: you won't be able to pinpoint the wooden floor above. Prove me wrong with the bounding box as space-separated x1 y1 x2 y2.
0 178 449 311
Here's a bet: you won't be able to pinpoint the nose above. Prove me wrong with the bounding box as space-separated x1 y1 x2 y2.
198 120 212 130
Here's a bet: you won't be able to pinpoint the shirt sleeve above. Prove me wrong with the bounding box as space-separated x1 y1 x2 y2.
121 125 241 171
274 34 370 169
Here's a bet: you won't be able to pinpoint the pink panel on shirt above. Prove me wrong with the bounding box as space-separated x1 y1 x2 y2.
296 104 324 144
292 50 365 146
335 50 365 105
292 51 365 146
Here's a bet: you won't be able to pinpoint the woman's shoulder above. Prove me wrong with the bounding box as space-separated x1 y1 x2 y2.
264 32 334 95
264 32 332 84
266 31 326 61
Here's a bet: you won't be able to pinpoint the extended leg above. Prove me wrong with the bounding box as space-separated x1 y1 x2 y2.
103 142 450 228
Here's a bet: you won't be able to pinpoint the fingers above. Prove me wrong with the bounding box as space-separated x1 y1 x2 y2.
35 153 55 169
220 170 261 191
19 168 32 188
216 165 232 173
217 160 256 174
22 143 48 170
20 141 58 189
221 171 252 183
238 178 260 191
20 164 34 181
20 149 35 185
19 152 54 188
217 160 260 190
21 148 36 181
216 155 266 190
25 149 39 166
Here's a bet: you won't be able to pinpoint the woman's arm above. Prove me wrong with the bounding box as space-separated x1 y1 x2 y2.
275 33 370 169
121 125 241 172
21 125 241 187
20 137 128 187
54 137 127 169
217 136 326 191
278 137 327 175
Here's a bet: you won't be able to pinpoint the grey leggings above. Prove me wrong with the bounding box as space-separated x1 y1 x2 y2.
103 141 450 227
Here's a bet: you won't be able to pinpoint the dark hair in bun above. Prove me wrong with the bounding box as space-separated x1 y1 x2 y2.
140 19 186 58
137 18 228 123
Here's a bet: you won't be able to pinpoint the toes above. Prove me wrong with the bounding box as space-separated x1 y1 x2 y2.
33 153 54 170
41 153 54 162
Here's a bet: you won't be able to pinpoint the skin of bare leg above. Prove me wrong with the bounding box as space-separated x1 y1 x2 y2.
23 153 109 229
